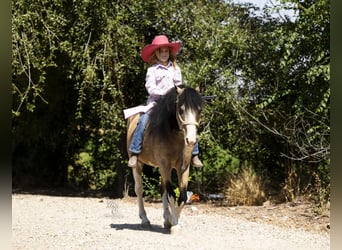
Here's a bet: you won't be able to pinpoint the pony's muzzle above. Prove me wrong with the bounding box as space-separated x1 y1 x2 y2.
185 137 196 146
184 124 197 146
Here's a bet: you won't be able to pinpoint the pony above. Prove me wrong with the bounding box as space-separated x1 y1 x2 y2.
126 85 203 234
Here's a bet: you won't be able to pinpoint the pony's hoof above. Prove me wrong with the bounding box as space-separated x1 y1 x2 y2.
141 220 151 228
170 225 181 235
164 220 172 229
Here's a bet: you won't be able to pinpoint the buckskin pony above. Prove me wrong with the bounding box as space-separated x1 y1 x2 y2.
126 85 203 234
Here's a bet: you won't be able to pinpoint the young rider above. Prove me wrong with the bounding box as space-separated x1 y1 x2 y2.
128 35 203 168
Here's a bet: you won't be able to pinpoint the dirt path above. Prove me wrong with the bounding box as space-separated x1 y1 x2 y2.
12 194 329 250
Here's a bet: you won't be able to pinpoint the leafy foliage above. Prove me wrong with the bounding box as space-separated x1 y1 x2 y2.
12 0 329 205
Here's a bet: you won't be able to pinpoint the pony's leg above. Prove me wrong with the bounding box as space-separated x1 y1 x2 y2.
161 186 172 229
161 169 188 235
159 169 173 229
132 164 150 226
165 165 190 234
176 165 191 216
177 165 190 208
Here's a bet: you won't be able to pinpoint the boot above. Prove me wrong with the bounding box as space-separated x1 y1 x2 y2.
128 155 138 167
192 155 203 168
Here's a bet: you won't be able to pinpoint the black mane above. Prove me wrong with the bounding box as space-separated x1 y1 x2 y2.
146 85 203 142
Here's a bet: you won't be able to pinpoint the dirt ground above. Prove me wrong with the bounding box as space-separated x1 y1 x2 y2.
142 195 330 236
189 199 330 235
12 192 330 250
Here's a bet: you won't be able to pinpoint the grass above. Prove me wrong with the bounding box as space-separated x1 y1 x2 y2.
224 166 266 206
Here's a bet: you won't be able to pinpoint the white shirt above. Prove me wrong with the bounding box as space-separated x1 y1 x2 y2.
145 61 182 104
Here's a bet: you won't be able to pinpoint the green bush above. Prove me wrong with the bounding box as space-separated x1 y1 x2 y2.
189 132 240 195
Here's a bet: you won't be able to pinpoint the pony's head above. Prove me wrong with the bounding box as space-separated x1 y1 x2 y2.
147 85 203 146
175 85 203 147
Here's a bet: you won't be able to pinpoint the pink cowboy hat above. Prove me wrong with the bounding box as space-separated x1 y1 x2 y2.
141 35 182 63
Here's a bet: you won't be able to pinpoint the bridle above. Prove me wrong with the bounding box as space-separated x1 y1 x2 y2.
175 86 202 131
176 112 200 128
175 100 200 130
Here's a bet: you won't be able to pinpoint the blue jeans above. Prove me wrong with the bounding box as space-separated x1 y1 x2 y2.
129 112 150 154
129 112 200 155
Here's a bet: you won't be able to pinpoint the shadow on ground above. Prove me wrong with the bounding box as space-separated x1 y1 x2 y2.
110 223 169 234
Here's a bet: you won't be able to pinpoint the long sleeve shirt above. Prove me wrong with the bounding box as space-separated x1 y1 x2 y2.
145 61 182 104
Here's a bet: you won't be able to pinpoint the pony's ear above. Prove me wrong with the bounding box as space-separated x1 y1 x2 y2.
195 86 201 93
175 85 184 94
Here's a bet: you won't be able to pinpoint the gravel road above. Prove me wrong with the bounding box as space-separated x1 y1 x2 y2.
12 194 329 250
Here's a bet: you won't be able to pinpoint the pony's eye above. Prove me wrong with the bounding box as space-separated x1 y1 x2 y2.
180 105 185 114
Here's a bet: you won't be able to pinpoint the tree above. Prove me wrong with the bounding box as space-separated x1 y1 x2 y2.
225 0 330 199
12 0 329 204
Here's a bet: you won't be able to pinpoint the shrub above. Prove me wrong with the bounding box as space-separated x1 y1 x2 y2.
224 166 266 206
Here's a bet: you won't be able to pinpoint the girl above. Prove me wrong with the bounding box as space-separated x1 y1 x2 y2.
128 35 203 168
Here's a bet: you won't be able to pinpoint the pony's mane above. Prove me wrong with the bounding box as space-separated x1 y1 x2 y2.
146 85 203 142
